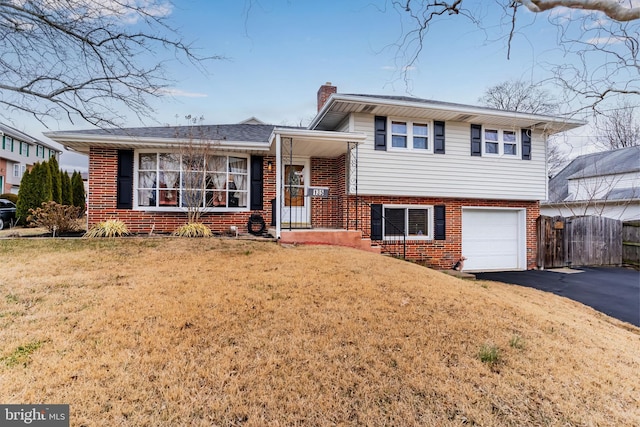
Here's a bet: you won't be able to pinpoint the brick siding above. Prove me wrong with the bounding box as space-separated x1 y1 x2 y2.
88 148 276 234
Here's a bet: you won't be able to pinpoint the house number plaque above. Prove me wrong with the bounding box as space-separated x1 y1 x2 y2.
307 187 329 198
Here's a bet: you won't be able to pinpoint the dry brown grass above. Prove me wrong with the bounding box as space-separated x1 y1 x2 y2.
0 238 638 426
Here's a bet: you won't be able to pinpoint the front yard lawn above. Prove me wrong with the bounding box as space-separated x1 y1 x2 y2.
1 238 638 426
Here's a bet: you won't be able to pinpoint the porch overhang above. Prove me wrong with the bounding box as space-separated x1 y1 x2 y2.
269 128 366 157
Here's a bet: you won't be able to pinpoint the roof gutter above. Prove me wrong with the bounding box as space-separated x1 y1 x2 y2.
46 132 272 152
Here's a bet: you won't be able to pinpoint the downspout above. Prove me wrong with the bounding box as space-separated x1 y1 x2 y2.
275 133 282 240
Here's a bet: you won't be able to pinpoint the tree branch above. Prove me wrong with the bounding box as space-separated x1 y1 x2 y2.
519 0 640 21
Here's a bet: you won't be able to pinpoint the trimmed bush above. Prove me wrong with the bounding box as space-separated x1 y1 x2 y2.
84 220 130 238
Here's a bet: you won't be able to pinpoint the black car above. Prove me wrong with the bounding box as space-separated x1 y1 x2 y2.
0 198 17 230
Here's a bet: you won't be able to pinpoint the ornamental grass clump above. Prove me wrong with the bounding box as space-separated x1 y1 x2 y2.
173 222 212 238
84 219 129 238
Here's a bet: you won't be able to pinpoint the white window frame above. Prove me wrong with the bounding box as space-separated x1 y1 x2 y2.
388 118 434 153
482 127 520 157
5 137 13 152
133 150 251 212
382 204 434 241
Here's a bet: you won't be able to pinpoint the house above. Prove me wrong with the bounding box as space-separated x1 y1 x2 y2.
45 83 584 271
1 123 61 194
541 146 640 221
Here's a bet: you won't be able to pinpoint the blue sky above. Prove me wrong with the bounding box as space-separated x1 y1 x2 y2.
16 0 612 170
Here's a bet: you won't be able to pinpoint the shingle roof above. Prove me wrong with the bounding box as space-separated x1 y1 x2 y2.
56 123 279 143
548 145 640 202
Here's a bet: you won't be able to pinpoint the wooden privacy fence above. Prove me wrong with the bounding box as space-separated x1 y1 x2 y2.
622 221 640 267
537 215 622 269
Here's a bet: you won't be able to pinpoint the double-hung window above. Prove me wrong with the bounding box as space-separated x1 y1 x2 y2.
136 151 249 210
391 121 408 148
483 128 519 156
390 119 431 151
383 205 433 240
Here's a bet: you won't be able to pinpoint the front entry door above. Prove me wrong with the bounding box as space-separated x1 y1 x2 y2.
282 160 310 227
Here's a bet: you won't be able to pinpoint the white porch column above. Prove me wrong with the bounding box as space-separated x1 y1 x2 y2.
275 132 281 239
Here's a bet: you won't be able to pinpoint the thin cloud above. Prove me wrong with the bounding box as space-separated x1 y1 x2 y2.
158 88 209 98
586 36 627 45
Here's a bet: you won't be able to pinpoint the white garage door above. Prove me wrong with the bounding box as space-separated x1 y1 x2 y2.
462 209 525 272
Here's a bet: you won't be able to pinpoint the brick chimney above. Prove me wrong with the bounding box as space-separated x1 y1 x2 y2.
317 82 337 112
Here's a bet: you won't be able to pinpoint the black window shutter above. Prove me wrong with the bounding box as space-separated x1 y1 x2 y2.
434 121 445 154
434 205 446 240
371 203 383 240
117 150 134 209
250 156 264 210
374 116 387 151
470 124 482 156
521 129 532 160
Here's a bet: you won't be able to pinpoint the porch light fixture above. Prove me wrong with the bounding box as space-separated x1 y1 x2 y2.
267 160 273 171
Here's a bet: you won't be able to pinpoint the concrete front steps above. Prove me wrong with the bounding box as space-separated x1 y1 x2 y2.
278 229 381 254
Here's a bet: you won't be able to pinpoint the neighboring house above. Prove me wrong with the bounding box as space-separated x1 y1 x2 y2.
45 83 583 271
0 123 61 194
541 146 640 221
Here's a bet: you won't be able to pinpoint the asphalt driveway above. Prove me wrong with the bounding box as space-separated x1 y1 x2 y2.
476 267 640 327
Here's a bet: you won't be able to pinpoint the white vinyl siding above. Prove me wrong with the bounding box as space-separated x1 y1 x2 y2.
352 113 547 200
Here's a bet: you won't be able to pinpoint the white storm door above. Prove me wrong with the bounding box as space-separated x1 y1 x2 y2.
281 159 310 227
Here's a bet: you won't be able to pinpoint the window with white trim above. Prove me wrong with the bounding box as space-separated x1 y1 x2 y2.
389 119 432 151
383 205 433 240
5 137 13 152
135 151 249 210
483 128 519 156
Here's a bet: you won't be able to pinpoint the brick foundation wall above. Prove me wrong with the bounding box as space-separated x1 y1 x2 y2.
88 148 276 234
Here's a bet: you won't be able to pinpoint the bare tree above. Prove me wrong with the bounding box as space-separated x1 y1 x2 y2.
479 79 558 115
175 115 214 224
479 79 567 174
546 139 567 177
0 0 219 128
596 101 640 149
390 1 639 112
